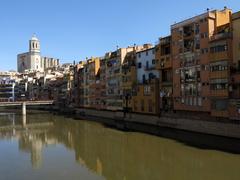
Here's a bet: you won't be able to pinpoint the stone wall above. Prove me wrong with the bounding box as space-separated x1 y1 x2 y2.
76 108 240 139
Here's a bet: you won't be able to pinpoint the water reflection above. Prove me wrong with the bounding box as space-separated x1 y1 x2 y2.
0 112 240 180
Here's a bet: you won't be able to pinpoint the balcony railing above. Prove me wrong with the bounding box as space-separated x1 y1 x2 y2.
210 32 232 41
159 36 171 45
144 65 156 71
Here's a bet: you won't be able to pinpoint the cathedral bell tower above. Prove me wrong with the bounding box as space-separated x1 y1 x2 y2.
29 34 40 53
29 34 42 71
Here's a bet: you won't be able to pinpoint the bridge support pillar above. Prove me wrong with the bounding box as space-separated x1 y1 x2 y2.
22 102 26 116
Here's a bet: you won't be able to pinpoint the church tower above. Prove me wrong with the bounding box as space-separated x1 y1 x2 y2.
29 34 40 53
29 34 43 71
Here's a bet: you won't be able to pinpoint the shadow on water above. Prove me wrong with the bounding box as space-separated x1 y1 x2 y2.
73 115 240 155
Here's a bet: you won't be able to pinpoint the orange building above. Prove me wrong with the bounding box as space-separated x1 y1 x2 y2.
209 23 232 118
229 11 240 120
156 36 173 112
171 8 232 118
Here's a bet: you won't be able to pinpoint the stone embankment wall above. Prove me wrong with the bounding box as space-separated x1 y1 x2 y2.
75 108 240 139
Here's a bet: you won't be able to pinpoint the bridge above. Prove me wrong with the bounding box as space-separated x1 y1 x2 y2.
0 101 54 115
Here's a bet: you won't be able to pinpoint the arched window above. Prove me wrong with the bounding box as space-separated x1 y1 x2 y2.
33 43 35 49
36 43 38 48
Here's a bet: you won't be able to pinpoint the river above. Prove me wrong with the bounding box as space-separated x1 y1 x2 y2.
0 110 240 180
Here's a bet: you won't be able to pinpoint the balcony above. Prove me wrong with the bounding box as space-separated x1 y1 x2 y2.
209 32 232 42
209 51 229 62
159 36 171 45
210 89 229 97
210 70 229 79
156 56 172 70
162 80 172 86
144 65 156 71
183 25 194 38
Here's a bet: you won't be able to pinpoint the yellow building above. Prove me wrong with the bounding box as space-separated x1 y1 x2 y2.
122 51 137 111
132 79 159 115
83 57 100 109
155 36 173 112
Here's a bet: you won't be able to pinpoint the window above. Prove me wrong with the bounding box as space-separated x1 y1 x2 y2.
138 53 141 58
210 83 228 90
141 100 144 111
193 97 197 106
138 62 142 68
238 60 240 71
201 48 208 54
201 32 208 39
195 39 200 49
189 97 193 106
149 73 154 80
212 99 228 110
144 85 151 95
152 59 156 65
142 75 146 83
198 97 202 106
195 23 200 34
146 61 149 69
210 44 228 53
134 100 138 111
148 100 153 112
210 63 228 72
146 51 148 56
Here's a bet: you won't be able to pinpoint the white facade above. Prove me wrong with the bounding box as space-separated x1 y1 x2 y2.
136 47 159 83
17 35 42 73
17 35 59 73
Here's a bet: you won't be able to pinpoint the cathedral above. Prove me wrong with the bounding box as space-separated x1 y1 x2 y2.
17 35 59 73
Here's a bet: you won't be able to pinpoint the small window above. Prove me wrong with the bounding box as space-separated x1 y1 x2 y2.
146 51 148 56
146 61 149 68
138 62 142 68
152 59 156 65
141 100 144 111
142 75 146 83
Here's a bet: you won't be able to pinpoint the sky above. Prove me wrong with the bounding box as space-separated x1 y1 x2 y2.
0 0 240 71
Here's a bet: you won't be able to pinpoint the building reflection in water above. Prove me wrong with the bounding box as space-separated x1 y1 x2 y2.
0 112 240 180
0 112 56 169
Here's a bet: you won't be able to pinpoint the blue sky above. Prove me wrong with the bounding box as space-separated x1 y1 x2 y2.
0 0 240 71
